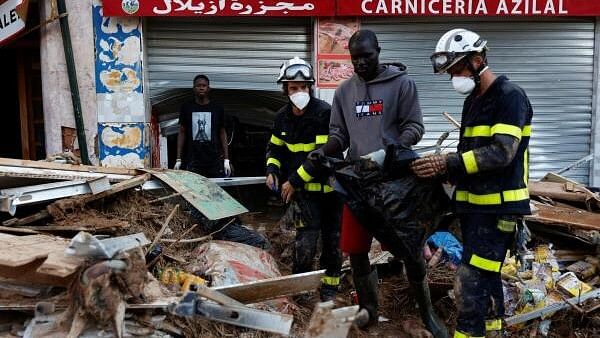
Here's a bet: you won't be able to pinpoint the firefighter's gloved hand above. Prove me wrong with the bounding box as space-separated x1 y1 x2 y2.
308 148 325 162
360 149 386 166
224 159 232 177
174 159 182 170
410 153 448 178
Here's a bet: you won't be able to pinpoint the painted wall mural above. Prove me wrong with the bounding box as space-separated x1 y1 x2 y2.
98 123 148 168
93 1 148 168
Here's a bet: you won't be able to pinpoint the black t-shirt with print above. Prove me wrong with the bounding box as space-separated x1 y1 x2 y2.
179 101 224 168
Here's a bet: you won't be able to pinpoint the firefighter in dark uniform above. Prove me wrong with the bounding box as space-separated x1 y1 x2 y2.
266 57 343 301
411 29 533 338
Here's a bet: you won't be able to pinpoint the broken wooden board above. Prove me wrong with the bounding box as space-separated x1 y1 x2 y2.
213 269 325 304
529 181 600 208
527 202 600 231
0 233 83 286
145 169 247 220
0 158 138 176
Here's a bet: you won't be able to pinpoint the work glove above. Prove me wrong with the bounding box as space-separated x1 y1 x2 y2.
224 159 232 177
307 148 325 162
410 153 448 178
360 149 386 166
174 159 182 170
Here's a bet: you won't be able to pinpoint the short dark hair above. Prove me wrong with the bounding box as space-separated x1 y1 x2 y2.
349 29 379 49
281 82 313 96
193 74 210 85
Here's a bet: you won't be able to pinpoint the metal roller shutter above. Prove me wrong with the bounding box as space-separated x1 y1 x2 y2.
145 17 312 102
362 18 595 184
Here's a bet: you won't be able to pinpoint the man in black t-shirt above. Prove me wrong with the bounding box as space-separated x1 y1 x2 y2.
174 74 232 178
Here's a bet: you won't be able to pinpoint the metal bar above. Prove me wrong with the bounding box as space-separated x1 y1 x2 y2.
505 288 600 326
209 176 266 187
56 0 90 165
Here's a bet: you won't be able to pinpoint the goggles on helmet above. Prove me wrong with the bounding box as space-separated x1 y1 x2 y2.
430 51 468 74
278 63 314 83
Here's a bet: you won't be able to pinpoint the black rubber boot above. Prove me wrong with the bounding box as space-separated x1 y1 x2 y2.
410 280 449 338
351 254 379 329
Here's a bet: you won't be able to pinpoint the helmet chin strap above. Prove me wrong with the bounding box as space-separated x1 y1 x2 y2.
465 57 489 90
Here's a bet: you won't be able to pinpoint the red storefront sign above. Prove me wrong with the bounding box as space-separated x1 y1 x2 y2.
103 0 336 16
337 0 600 16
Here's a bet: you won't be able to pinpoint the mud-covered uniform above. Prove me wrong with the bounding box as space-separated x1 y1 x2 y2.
266 98 342 289
445 76 533 338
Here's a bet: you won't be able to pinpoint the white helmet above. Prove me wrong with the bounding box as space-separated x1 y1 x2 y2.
277 57 315 83
431 28 488 74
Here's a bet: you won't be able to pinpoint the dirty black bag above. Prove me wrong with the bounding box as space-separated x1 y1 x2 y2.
190 208 270 250
323 154 452 259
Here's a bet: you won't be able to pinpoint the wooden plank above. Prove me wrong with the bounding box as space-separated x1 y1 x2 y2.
529 181 600 207
0 157 138 176
526 202 600 231
0 165 133 183
0 234 83 286
0 225 40 234
213 270 325 304
145 169 247 220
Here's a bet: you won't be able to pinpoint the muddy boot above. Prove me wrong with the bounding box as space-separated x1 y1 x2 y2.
352 268 379 328
410 280 449 338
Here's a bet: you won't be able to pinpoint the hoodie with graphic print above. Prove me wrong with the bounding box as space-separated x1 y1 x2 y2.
329 63 424 160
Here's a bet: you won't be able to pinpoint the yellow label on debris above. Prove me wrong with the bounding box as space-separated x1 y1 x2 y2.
557 272 592 297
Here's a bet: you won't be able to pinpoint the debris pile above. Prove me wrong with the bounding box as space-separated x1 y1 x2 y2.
0 157 598 337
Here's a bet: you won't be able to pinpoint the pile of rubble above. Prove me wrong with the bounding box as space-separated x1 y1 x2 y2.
0 157 598 337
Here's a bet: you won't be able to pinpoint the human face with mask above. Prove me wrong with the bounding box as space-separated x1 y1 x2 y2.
286 81 311 115
447 54 489 96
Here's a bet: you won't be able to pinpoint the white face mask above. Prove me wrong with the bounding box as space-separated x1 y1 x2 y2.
289 92 310 110
452 76 476 95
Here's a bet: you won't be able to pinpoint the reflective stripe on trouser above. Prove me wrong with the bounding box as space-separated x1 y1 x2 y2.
454 331 484 338
292 192 342 280
321 275 341 286
485 319 502 331
455 214 514 337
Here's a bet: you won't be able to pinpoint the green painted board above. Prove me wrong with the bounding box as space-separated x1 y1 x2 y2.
146 170 248 220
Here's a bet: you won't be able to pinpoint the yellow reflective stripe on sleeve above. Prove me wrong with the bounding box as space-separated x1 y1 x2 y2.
503 188 529 202
463 124 530 139
297 166 313 182
266 158 281 168
454 331 484 338
486 319 503 331
456 190 501 205
316 135 328 144
491 123 522 140
321 275 340 286
304 183 334 193
462 151 479 174
469 254 502 272
286 142 316 152
270 134 285 146
463 125 491 138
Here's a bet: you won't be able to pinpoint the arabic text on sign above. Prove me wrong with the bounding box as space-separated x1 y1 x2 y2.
152 0 316 15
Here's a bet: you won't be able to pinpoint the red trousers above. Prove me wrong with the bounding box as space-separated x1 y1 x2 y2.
341 204 388 254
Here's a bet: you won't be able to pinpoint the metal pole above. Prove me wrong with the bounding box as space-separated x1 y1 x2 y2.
56 0 91 165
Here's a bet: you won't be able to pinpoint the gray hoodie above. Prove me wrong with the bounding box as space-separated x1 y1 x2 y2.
329 63 424 160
